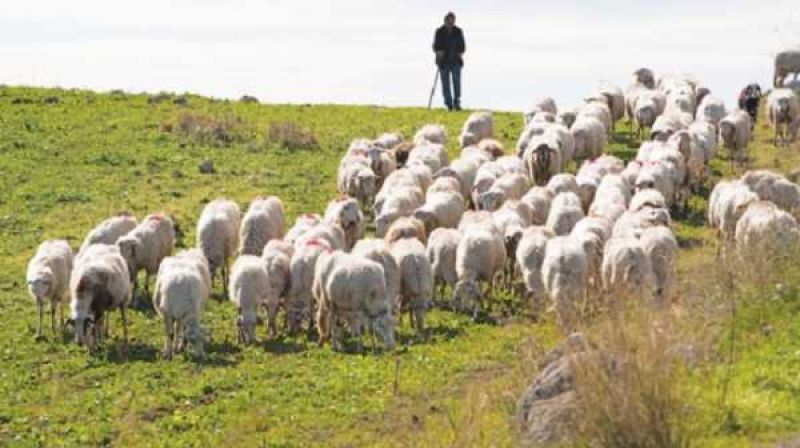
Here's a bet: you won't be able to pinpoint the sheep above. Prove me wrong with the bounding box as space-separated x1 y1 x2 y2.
740 170 800 217
523 133 562 186
516 227 552 308
261 246 292 337
351 239 401 314
459 111 494 147
390 238 433 334
27 240 73 339
375 187 424 238
635 161 679 209
650 113 687 141
688 119 719 162
597 83 626 131
768 88 800 146
384 216 428 246
374 169 426 216
239 196 286 256
542 236 588 330
521 187 554 225
408 143 449 173
495 155 527 176
373 132 404 150
229 255 270 344
152 255 209 359
640 226 678 307
719 110 752 162
524 97 558 125
197 199 241 293
285 213 321 245
601 237 654 305
414 191 465 234
461 145 494 165
426 228 461 303
117 214 175 297
546 192 584 236
546 173 579 197
697 95 727 127
311 249 349 340
323 196 365 251
287 237 334 334
493 200 534 285
594 173 632 209
317 254 394 352
633 68 656 89
428 176 462 196
612 208 671 239
477 172 530 211
79 213 137 256
669 130 707 192
630 90 663 138
453 229 506 317
630 188 667 213
774 50 800 88
69 244 132 350
478 138 506 159
458 210 500 234
557 109 578 129
571 116 607 161
579 101 612 136
435 158 479 199
337 159 377 208
413 124 447 146
735 201 800 262
263 239 295 259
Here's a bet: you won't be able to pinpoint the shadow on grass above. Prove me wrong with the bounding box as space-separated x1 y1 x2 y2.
261 336 308 355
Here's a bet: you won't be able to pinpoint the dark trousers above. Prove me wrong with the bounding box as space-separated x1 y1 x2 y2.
439 64 461 109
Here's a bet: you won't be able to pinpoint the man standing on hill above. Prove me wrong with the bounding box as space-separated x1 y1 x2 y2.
433 12 465 111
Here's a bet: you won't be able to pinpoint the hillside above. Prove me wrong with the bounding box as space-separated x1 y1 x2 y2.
1 85 799 447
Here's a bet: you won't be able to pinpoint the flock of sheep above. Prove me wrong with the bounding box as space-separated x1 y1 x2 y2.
24 67 800 359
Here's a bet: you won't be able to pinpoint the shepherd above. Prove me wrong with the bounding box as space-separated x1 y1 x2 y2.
433 12 466 111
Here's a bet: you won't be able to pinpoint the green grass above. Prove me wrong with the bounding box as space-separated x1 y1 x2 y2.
2 85 800 446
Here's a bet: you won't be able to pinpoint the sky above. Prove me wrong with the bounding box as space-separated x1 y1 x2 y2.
1 0 799 112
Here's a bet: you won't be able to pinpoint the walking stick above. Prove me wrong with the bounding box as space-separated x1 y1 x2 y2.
427 67 440 109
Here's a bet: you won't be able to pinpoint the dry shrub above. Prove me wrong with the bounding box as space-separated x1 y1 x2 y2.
267 121 319 151
165 111 252 147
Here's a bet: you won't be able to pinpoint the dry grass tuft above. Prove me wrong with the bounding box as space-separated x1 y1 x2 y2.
266 120 319 151
163 111 252 147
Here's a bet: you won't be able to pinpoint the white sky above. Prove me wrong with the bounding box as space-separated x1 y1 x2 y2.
2 0 799 111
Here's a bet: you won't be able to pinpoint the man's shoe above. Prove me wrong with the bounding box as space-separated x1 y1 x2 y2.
454 104 462 111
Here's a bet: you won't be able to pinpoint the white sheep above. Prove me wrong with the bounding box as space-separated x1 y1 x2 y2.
571 116 607 161
542 236 588 329
323 196 365 251
453 229 506 317
478 138 506 159
579 101 612 136
521 187 554 225
295 222 346 251
435 158 479 199
523 133 562 186
337 154 377 207
407 143 449 174
261 246 292 336
768 88 800 146
719 110 752 162
516 226 552 307
414 124 447 146
384 216 428 246
735 201 800 262
27 240 73 338
375 187 425 237
546 173 579 197
640 226 678 307
228 255 270 345
414 191 465 233
79 213 137 256
352 239 401 314
601 236 654 304
477 172 530 211
239 196 286 256
428 176 462 196
546 192 585 236
373 132 404 150
197 199 241 294
740 170 800 217
285 213 321 245
697 95 727 127
317 254 394 352
390 238 433 335
493 200 534 284
458 210 500 234
117 213 175 297
688 119 718 162
597 83 626 131
611 207 671 239
524 97 558 125
459 111 494 147
426 228 461 303
69 244 132 350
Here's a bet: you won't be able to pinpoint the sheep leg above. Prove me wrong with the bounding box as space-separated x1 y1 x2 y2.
163 316 174 360
120 307 129 355
144 273 151 298
413 308 427 339
35 301 44 340
50 300 57 337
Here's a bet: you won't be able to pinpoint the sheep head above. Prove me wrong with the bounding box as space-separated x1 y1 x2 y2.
27 267 54 302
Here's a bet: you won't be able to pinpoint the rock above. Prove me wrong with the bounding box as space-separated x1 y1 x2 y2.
240 95 259 104
518 391 577 446
198 160 214 174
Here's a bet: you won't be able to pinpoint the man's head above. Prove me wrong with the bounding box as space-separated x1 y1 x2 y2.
444 12 456 28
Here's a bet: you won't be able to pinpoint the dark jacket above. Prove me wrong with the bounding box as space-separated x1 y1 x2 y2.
433 25 465 67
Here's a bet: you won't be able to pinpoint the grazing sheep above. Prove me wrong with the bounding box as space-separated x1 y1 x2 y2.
493 200 534 284
650 113 687 141
310 250 349 340
640 226 678 307
740 170 800 217
117 214 175 297
351 239 401 314
697 95 727 127
428 176 462 196
374 169 426 216
571 116 607 161
413 124 447 146
461 145 494 165
546 173 579 197
390 238 433 335
524 97 558 125
579 101 613 136
774 50 800 88
27 240 73 338
719 110 752 162
453 229 506 317
598 83 626 131
317 254 394 352
478 138 506 159
426 228 461 303
323 196 365 251
630 188 667 213
229 255 270 344
375 187 424 238
768 88 800 146
263 240 295 259
69 244 132 350
523 134 562 186
633 68 656 89
197 200 241 294
296 222 346 252
459 111 494 147
373 132 404 150
688 119 719 162
542 236 588 330
287 238 333 334
435 158 479 199
477 172 530 211
384 216 428 247
521 187 554 225
556 109 578 129
458 210 500 234
546 192 585 236
408 143 449 174
601 237 654 304
261 246 292 337
153 255 209 359
414 191 465 233
239 196 286 256
735 201 800 262
285 213 321 245
79 213 137 256
516 227 552 307
612 207 671 239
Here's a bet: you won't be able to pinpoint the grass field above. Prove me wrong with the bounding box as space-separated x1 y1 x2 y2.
1 85 799 447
